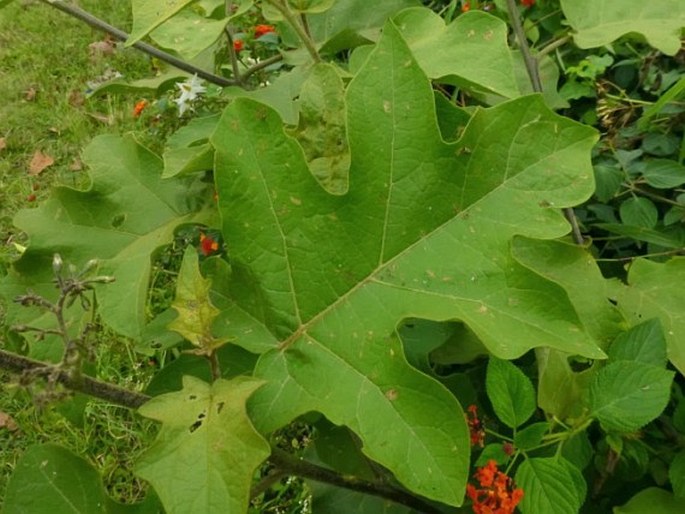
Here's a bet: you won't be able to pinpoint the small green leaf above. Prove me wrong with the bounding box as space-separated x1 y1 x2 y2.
590 361 674 433
669 450 685 498
593 164 623 202
561 432 593 471
475 443 510 467
514 422 550 451
620 197 658 228
515 457 586 514
607 318 668 367
642 159 685 189
169 247 227 351
614 488 684 514
486 357 536 429
136 376 270 513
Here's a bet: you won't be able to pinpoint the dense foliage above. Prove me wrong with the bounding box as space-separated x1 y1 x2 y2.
1 0 684 513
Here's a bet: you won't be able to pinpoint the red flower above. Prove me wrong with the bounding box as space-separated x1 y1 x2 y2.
520 0 535 7
200 233 219 256
467 460 523 514
466 404 485 447
461 1 471 12
254 24 276 38
133 99 148 118
233 39 244 53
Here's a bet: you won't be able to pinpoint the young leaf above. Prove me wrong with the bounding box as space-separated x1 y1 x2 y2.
486 357 536 429
135 376 270 513
589 361 674 433
607 318 668 367
515 457 586 514
561 0 685 56
614 487 684 514
169 247 227 352
211 20 601 505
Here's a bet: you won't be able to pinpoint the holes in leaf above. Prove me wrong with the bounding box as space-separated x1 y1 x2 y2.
189 419 202 433
188 395 197 400
607 298 618 306
216 401 225 414
110 213 126 228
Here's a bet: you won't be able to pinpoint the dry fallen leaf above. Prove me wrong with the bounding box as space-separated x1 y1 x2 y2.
28 150 55 175
0 411 19 432
0 137 6 151
88 36 116 60
69 158 83 171
24 87 37 101
69 89 85 107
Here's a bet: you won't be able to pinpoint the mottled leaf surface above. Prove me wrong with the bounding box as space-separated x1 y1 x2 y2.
136 376 269 514
210 22 601 505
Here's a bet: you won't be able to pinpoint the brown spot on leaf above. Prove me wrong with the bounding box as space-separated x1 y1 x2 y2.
385 388 399 401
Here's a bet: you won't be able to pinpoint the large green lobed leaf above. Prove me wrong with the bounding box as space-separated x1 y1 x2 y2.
210 21 602 504
1 135 210 340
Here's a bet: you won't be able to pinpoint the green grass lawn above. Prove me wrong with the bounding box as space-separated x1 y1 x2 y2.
0 0 159 504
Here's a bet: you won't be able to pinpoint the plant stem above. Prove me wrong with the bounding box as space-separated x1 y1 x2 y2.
537 35 571 59
268 449 443 514
0 347 150 409
224 27 243 84
242 54 284 81
505 0 585 245
40 0 237 87
265 0 321 63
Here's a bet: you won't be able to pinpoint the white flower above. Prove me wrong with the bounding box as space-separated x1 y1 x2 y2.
174 74 206 116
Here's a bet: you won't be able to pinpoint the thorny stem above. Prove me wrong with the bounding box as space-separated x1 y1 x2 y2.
264 0 321 63
505 0 585 245
41 0 237 87
268 449 443 514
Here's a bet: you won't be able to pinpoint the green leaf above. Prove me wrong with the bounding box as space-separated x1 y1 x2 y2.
514 422 550 450
210 21 602 505
614 488 684 514
0 135 210 340
561 432 593 471
309 483 413 514
150 8 228 59
669 450 685 498
642 159 685 189
162 114 219 178
486 357 536 429
589 361 674 432
135 376 270 513
474 443 511 467
593 164 623 202
515 457 586 514
394 8 519 98
560 0 685 55
3 444 153 513
288 63 350 195
638 77 685 129
607 318 668 367
595 223 685 248
128 0 197 46
620 197 658 228
169 247 226 351
611 258 685 374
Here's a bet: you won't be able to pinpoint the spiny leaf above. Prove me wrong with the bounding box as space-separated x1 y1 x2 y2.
210 21 601 505
136 376 270 513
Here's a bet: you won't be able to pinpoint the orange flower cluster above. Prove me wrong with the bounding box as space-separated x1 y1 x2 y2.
467 460 523 514
461 1 471 11
466 404 485 447
133 99 148 118
200 233 219 256
254 24 276 38
233 39 244 53
520 0 535 7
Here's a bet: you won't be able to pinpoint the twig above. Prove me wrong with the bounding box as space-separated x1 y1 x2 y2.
264 0 321 63
505 0 585 245
224 27 243 84
268 449 443 514
242 54 284 81
40 0 237 87
537 35 571 59
0 348 150 409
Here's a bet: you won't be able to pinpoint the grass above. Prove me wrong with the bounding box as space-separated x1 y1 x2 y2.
0 0 161 505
